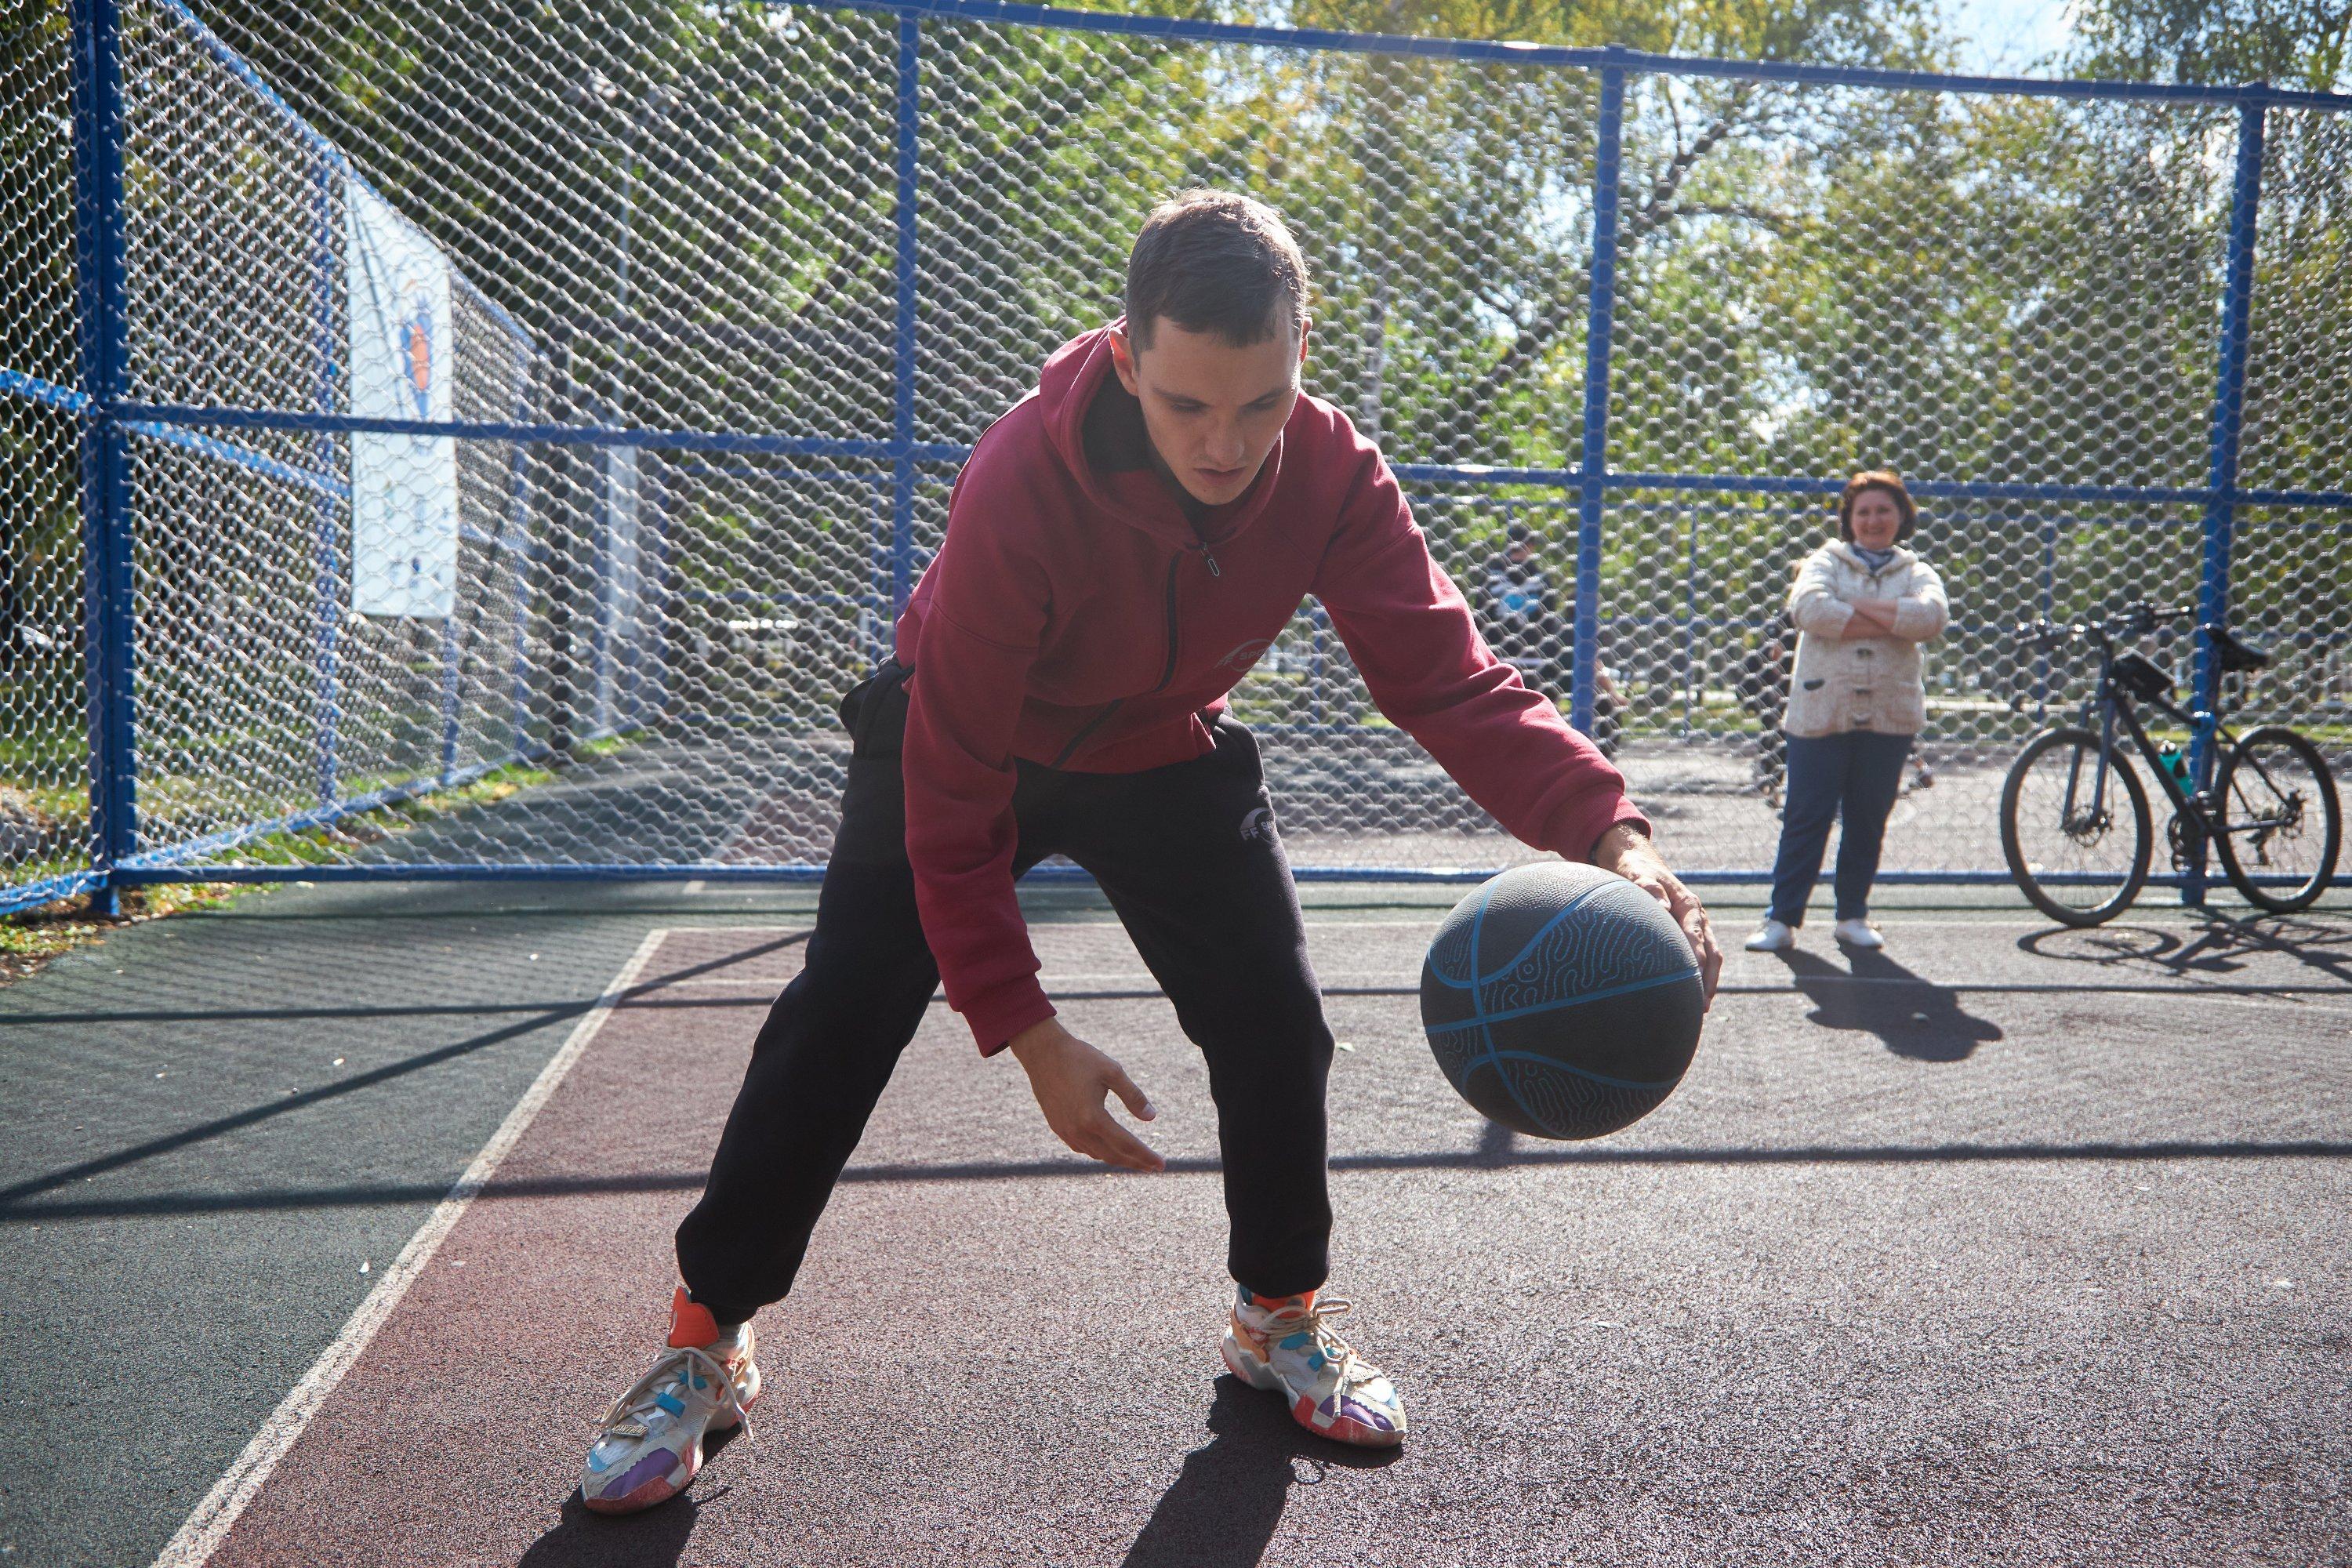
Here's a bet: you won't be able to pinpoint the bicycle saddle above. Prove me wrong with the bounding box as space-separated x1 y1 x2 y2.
2201 623 2270 673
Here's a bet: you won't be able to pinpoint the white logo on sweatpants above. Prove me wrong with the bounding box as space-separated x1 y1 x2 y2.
1240 806 1277 844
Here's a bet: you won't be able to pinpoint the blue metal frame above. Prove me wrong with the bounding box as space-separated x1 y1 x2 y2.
2183 100 2267 905
888 16 924 633
68 0 136 918
104 859 2218 891
818 0 2352 111
1570 57 1626 738
19 0 2352 915
309 154 344 810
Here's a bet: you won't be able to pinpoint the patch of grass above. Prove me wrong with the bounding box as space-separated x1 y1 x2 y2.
2 750 572 988
0 880 246 987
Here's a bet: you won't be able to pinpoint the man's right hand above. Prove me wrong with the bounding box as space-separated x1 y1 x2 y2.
1006 1017 1165 1173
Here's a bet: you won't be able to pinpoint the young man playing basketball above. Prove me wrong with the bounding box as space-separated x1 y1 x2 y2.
581 190 1722 1513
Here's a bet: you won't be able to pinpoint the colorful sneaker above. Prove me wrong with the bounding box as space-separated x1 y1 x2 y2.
580 1287 760 1514
1221 1287 1406 1446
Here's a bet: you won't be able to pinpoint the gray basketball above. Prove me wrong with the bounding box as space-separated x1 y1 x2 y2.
1420 862 1704 1139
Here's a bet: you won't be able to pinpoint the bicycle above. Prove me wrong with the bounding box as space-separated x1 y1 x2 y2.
1999 601 2340 926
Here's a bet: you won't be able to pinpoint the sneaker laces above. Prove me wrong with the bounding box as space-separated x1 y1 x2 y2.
1264 1295 1380 1393
590 1343 760 1454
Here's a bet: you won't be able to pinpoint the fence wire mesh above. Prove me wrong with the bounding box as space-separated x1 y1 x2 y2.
2 1 89 905
4 0 2349 907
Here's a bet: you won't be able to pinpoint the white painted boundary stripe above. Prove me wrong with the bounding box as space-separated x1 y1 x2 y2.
151 927 673 1568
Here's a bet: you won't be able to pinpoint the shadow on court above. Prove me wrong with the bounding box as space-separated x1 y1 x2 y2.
4 884 2348 1567
1120 1377 1400 1568
521 1482 729 1568
1775 946 2005 1062
2021 908 2352 989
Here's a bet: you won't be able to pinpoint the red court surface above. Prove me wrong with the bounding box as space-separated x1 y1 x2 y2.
168 912 2351 1568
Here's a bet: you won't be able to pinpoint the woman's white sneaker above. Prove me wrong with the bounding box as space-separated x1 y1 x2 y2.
1833 918 1885 949
1743 918 1795 952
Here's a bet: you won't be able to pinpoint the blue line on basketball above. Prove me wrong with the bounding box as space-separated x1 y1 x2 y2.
1420 862 1705 1140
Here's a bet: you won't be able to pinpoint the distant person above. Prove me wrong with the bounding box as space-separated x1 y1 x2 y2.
1476 522 1622 754
1738 611 1792 803
1477 521 1559 686
1744 471 1947 953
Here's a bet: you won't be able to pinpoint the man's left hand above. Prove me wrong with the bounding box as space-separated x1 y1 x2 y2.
1588 823 1722 1010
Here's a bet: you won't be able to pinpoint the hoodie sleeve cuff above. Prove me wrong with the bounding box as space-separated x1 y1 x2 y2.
967 983 1058 1058
1544 792 1653 862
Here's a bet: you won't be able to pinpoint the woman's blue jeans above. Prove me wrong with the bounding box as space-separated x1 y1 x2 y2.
1767 731 1914 925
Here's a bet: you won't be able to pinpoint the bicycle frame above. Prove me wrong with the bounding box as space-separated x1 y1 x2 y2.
2057 629 2214 836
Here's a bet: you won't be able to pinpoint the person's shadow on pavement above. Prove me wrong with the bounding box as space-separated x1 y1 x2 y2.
1778 946 2003 1062
521 1446 740 1568
1121 1376 1399 1567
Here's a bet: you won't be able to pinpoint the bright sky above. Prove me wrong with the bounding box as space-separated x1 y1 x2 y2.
1942 0 2078 74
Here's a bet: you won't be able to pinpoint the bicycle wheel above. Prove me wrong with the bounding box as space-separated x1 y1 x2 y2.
2212 725 2342 913
2001 726 2153 926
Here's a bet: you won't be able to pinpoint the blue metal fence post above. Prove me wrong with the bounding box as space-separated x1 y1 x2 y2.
1571 55 1628 740
437 610 463 786
2031 514 2060 719
507 390 533 754
2183 92 2267 906
68 0 136 917
888 15 923 649
310 155 343 809
1680 503 1699 732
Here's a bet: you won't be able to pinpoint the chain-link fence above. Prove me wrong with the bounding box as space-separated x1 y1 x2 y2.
5 0 2349 913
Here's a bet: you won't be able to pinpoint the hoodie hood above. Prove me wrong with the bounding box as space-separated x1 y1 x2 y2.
1037 321 1287 552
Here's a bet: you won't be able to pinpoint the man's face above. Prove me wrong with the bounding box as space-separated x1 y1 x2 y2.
1110 316 1307 507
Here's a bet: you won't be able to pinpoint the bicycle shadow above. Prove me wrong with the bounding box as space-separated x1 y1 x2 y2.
1120 1376 1399 1568
2020 908 2352 988
1775 946 2005 1062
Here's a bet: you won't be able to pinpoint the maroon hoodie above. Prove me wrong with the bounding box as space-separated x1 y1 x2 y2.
895 324 1648 1053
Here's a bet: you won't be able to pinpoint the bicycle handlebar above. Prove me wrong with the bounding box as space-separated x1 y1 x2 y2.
2014 600 2200 651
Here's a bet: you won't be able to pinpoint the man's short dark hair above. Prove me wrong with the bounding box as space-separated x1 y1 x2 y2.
1125 190 1309 350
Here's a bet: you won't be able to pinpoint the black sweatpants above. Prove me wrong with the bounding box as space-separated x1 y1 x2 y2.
673 664 1336 1325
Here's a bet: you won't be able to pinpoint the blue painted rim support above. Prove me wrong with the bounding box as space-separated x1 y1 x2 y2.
309 153 343 811
888 16 924 636
1570 56 1626 741
2183 98 2267 906
67 0 136 918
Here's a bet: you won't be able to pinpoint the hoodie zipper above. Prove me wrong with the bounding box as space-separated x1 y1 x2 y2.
1048 547 1204 769
1152 553 1185 691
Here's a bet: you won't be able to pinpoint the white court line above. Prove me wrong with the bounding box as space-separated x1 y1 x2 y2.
151 928 673 1568
681 879 706 895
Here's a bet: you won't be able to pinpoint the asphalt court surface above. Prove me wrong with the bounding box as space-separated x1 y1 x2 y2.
2 880 2348 1566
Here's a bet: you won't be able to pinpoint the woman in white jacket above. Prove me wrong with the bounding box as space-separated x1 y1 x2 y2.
1745 471 1948 953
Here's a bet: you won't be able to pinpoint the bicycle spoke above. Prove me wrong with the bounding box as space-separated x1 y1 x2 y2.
2009 740 2143 916
2219 737 2328 895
